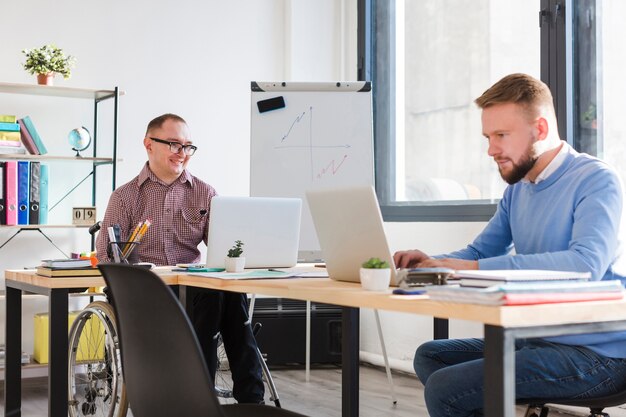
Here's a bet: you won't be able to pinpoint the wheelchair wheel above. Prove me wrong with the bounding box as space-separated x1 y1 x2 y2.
213 325 281 407
214 333 236 404
68 301 128 417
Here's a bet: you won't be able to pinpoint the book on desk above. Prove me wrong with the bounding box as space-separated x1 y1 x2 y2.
36 266 101 277
456 269 591 288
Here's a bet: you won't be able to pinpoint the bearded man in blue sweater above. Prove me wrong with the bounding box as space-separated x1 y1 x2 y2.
394 73 626 417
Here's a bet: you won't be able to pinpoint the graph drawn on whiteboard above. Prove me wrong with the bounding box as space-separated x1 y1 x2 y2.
274 106 353 181
250 81 374 252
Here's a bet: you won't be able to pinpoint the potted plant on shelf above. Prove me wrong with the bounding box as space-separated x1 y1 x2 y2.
225 240 245 272
359 257 391 291
21 44 76 86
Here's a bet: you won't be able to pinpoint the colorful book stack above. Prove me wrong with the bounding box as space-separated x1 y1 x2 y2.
425 270 624 306
1 160 49 225
17 115 48 155
0 114 26 155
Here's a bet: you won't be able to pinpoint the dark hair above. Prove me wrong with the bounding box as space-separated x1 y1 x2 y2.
145 113 187 136
474 73 555 120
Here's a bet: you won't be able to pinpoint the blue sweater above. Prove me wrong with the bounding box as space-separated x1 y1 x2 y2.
443 145 626 358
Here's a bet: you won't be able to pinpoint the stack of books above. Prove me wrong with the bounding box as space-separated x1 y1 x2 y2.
0 116 50 225
36 258 101 278
0 114 26 154
425 270 624 306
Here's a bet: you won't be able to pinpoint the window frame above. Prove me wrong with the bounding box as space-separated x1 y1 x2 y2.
360 0 575 222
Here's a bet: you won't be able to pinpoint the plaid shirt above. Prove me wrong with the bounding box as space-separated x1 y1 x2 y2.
96 163 217 266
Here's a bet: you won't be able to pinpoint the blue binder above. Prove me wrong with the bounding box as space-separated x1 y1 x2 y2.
39 164 49 225
17 160 30 224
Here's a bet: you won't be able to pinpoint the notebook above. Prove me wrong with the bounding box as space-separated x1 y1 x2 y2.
305 185 401 286
205 196 302 268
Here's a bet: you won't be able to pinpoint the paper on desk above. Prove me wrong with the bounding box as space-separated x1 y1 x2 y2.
268 266 329 278
189 267 329 280
189 270 291 280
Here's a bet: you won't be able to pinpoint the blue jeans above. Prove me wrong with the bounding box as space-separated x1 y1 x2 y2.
414 338 626 417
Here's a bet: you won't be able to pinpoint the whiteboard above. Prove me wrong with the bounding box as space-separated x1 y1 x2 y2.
250 81 374 253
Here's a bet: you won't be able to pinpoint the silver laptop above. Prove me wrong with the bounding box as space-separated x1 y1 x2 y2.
205 197 302 268
306 185 400 285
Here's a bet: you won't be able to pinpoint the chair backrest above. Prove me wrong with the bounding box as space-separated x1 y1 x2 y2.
99 264 225 417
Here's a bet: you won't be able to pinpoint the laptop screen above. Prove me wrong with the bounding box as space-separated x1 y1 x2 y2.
205 196 302 268
306 185 400 285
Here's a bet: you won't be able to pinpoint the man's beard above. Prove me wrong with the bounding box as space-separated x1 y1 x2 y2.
500 144 538 185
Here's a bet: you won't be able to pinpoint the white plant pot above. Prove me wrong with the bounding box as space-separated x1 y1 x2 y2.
359 268 391 291
225 257 245 273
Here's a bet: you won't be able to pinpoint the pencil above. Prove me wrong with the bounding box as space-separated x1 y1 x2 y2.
122 222 142 257
136 219 151 242
125 219 151 260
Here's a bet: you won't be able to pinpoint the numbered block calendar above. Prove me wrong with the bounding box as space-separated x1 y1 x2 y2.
72 206 97 225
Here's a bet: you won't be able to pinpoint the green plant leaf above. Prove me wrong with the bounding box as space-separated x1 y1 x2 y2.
361 257 390 269
22 44 76 79
227 240 244 258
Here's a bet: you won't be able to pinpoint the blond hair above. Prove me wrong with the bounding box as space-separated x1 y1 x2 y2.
475 73 555 120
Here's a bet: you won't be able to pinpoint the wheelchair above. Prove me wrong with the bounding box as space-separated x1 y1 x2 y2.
67 223 280 415
68 292 281 415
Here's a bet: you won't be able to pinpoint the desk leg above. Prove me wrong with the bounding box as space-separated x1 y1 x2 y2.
342 307 359 417
433 318 449 339
5 285 22 417
49 289 69 417
177 285 191 315
484 325 515 417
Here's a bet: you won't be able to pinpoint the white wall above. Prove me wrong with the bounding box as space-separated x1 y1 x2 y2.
0 0 482 374
0 0 290 355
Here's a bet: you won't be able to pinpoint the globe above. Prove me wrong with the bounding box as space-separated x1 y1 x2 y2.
68 126 92 156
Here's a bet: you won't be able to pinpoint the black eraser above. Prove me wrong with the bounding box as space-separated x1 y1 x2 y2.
257 96 286 113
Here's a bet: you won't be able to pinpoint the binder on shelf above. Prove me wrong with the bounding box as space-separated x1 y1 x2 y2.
17 119 39 155
0 146 26 154
21 116 47 154
0 140 23 148
0 122 20 131
0 161 5 225
4 161 17 225
0 114 17 123
0 131 20 142
17 160 30 225
29 161 40 224
0 120 21 145
39 164 49 224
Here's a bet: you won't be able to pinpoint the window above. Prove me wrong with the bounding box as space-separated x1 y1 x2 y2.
361 0 624 221
573 1 626 187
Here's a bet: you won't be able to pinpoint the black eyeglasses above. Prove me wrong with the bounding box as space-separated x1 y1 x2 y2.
149 137 197 156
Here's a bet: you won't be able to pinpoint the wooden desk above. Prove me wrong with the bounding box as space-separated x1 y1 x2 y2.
5 269 626 417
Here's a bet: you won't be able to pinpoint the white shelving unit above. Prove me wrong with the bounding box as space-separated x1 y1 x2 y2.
0 81 123 379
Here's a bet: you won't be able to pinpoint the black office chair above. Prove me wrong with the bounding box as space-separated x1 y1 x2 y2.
521 390 626 417
98 264 307 417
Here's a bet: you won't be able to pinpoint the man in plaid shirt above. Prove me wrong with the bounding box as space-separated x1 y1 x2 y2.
97 113 264 403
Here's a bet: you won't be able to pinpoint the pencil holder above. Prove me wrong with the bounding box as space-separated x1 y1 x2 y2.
107 241 140 264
